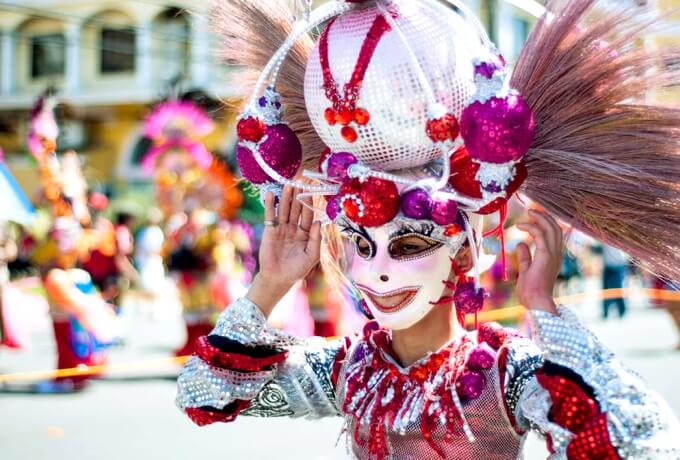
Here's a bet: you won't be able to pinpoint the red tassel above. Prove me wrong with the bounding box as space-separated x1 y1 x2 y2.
430 295 456 306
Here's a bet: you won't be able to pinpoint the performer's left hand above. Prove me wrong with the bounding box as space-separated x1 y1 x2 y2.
515 209 563 314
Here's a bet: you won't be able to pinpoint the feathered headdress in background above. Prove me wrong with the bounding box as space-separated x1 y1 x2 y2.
142 99 244 219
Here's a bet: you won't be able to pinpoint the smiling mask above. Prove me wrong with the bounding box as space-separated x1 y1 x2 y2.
344 219 466 330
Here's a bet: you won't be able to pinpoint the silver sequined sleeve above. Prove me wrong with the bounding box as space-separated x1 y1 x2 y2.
176 297 343 419
516 305 680 459
501 336 544 430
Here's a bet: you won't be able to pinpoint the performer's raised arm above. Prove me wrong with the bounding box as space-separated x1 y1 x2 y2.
176 187 348 424
497 211 680 459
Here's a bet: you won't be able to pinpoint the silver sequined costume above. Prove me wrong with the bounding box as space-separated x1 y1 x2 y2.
176 297 680 459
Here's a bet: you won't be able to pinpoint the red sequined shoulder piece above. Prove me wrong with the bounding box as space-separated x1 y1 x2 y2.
536 370 620 460
477 322 522 351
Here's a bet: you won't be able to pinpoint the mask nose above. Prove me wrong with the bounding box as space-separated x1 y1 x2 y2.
379 274 389 282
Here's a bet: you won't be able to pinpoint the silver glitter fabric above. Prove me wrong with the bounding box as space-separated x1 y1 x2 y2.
176 297 343 419
176 298 680 459
527 306 680 459
210 297 304 348
501 336 544 422
176 357 276 410
335 333 529 459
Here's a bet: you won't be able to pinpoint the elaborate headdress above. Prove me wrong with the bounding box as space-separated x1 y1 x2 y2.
142 99 243 219
28 92 90 225
27 92 94 268
216 0 680 283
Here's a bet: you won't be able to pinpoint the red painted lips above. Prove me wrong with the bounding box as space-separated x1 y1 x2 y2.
356 285 421 314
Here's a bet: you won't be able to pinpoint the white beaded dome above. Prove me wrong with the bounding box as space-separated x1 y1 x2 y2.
304 0 485 171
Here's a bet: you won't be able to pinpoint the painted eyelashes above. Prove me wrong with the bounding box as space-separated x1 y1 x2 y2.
342 222 443 261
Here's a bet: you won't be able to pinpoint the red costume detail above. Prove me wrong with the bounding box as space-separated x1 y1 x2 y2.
194 335 288 372
536 370 621 460
339 177 400 227
237 117 266 143
185 401 250 427
341 126 358 143
342 323 476 459
426 114 461 142
319 14 392 140
448 147 527 215
477 322 514 351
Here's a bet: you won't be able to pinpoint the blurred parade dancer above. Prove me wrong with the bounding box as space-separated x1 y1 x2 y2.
0 147 36 349
27 94 119 392
601 244 629 320
140 99 246 356
81 193 120 304
133 208 166 317
209 221 253 312
166 210 218 356
177 1 680 458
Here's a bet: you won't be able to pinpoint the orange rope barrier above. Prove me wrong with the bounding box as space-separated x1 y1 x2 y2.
1 287 678 384
0 356 189 384
467 287 680 326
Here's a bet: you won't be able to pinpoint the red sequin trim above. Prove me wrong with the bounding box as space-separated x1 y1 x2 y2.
537 370 621 460
194 335 288 372
343 325 474 459
331 336 353 387
566 413 620 460
185 401 250 427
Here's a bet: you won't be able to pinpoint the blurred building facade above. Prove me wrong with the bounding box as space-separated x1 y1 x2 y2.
0 0 236 201
652 0 680 101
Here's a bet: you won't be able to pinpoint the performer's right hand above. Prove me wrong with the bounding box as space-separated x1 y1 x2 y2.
246 186 321 317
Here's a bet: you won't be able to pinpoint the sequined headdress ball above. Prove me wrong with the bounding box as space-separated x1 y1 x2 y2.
217 0 680 283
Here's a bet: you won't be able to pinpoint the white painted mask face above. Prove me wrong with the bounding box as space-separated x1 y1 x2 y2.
343 220 462 330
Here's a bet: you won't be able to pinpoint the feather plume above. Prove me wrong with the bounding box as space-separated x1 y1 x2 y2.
209 0 324 167
511 0 680 281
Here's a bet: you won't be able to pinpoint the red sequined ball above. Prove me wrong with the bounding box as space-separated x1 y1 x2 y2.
426 113 460 142
338 177 399 227
236 116 265 143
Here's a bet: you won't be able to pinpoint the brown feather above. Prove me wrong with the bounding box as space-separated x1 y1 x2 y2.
511 0 680 281
209 0 324 166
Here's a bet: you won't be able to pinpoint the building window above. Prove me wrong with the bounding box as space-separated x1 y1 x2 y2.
31 34 65 78
101 28 135 73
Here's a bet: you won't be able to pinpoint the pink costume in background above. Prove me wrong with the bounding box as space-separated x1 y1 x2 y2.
27 93 119 388
141 99 247 356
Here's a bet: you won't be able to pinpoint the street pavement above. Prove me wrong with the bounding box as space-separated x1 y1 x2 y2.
1 282 679 460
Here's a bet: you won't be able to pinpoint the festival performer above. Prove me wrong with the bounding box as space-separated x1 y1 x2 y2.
141 99 245 355
177 1 680 458
28 94 119 391
0 146 33 349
